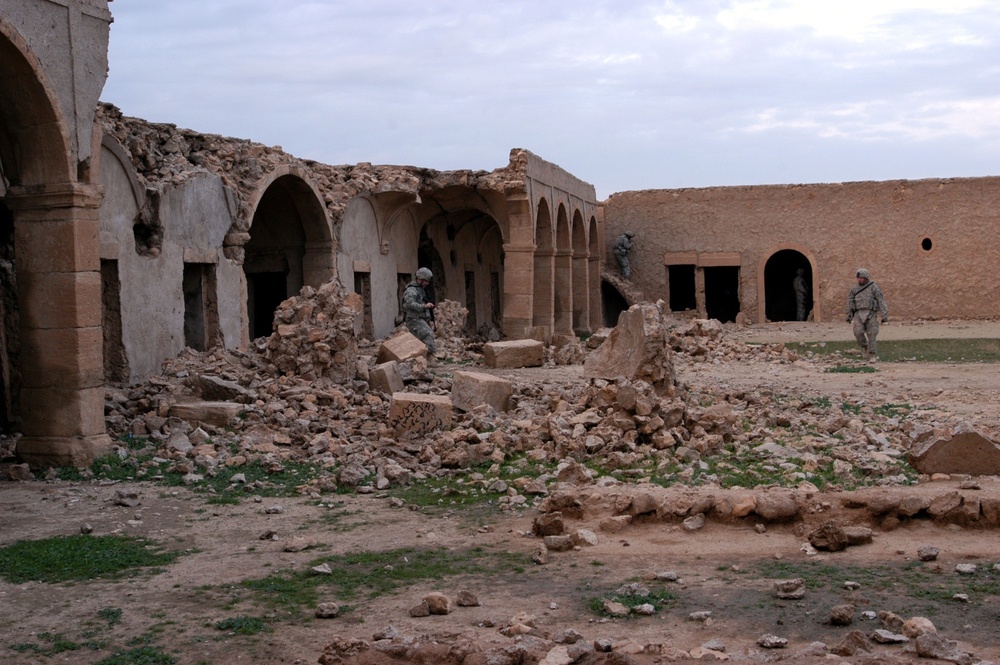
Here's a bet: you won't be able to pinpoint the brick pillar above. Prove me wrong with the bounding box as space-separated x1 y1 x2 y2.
572 249 590 335
8 184 111 467
588 255 602 331
553 248 573 335
502 192 535 339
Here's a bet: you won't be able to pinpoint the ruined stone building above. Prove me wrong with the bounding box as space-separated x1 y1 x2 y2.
602 179 1000 325
3 0 998 469
1 0 601 467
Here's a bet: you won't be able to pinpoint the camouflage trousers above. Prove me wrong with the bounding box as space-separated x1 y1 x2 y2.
405 318 436 355
616 253 631 279
852 310 880 358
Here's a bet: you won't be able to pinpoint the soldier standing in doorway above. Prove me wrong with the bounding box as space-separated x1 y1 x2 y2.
793 268 808 321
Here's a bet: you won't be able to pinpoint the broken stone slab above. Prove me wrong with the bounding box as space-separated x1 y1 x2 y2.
774 578 805 600
582 302 676 391
186 374 256 402
387 392 452 436
377 331 428 364
168 401 243 427
483 339 544 368
451 371 512 413
908 428 1000 475
369 361 404 395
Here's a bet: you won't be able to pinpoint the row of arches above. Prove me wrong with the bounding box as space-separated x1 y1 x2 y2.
531 199 601 337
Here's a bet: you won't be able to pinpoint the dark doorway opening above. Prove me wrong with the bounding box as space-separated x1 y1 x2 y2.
0 200 16 432
418 228 446 296
705 266 740 323
354 271 374 340
764 250 812 322
601 280 629 327
668 265 697 312
248 271 286 340
183 263 219 352
465 271 477 334
101 259 128 383
490 271 502 330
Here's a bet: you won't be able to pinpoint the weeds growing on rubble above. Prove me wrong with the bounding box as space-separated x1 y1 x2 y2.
587 584 678 618
56 436 334 504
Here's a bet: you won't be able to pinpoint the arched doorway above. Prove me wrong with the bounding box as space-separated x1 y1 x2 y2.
764 249 813 322
601 279 629 327
244 174 330 339
532 199 554 334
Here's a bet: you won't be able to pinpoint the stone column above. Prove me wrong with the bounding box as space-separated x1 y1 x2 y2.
8 184 111 467
553 248 574 335
572 249 590 335
588 255 602 331
502 191 535 338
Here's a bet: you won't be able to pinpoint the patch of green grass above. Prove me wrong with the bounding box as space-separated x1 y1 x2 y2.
587 585 678 618
789 338 1000 363
214 616 268 635
9 633 82 656
757 559 1000 607
873 403 913 418
239 546 529 616
826 364 878 373
93 645 177 665
0 535 182 584
98 607 124 627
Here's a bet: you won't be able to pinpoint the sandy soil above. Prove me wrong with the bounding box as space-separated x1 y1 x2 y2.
1 319 1000 665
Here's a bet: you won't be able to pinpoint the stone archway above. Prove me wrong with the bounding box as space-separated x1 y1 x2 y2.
0 9 113 467
532 199 554 335
244 172 331 339
762 247 816 322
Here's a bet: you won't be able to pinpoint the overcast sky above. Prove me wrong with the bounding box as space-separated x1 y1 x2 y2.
102 1 1000 199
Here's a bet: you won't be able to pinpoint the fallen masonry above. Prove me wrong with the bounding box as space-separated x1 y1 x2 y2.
4 288 1000 664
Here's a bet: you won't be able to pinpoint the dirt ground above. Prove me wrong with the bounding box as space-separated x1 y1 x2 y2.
2 319 1000 665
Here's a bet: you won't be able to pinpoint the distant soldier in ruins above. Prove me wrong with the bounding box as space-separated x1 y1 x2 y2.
614 231 635 279
402 267 437 355
793 268 808 321
845 268 889 361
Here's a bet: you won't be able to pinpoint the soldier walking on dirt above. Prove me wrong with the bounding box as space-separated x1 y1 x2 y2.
845 268 889 361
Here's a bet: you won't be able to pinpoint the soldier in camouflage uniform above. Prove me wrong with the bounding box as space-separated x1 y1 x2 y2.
402 267 436 355
845 268 889 361
613 231 635 279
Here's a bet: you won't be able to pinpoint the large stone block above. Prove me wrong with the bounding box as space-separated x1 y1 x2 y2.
377 331 428 363
388 392 452 436
582 302 676 391
21 385 106 437
14 218 100 273
370 361 404 395
452 371 512 413
20 325 104 388
909 429 1000 475
483 339 544 368
169 401 244 427
18 270 103 330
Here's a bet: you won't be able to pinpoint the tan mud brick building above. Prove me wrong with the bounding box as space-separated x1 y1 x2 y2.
602 178 1000 325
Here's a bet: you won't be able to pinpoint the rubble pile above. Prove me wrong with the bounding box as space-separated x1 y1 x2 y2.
88 288 997 531
97 104 528 250
263 280 363 382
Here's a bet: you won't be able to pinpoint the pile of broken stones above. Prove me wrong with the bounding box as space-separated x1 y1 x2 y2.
3 288 1000 663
